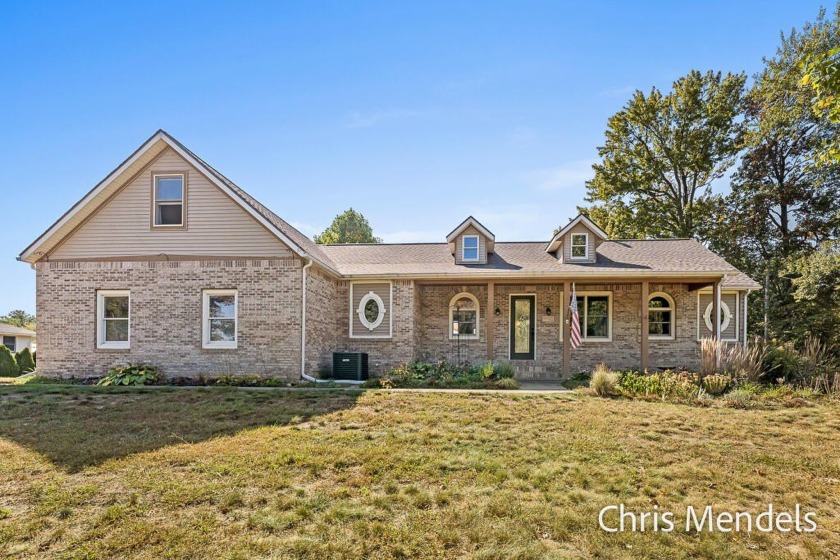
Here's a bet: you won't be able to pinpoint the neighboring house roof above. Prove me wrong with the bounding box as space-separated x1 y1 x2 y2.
446 216 495 242
320 239 761 287
0 324 36 337
18 130 338 274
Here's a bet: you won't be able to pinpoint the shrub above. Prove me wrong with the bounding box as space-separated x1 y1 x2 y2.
699 338 721 376
493 361 516 379
764 340 802 382
590 363 619 397
495 378 520 390
479 361 495 379
722 388 755 409
0 346 17 377
619 369 700 400
214 374 285 387
15 348 35 374
97 363 160 386
701 373 731 395
721 338 768 382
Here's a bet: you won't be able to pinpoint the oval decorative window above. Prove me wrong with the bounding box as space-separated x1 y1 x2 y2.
703 301 731 333
358 291 386 330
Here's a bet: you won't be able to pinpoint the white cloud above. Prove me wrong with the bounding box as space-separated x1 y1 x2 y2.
523 159 596 192
344 109 422 129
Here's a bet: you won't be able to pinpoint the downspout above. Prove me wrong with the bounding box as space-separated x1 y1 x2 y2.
299 258 364 385
300 259 314 381
743 289 751 348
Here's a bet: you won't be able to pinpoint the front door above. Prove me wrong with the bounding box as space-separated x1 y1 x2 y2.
509 295 536 360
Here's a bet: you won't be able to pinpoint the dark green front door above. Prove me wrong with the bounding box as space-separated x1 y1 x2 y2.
509 295 536 360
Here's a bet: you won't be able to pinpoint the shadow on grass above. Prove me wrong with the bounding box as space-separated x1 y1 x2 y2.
0 385 361 473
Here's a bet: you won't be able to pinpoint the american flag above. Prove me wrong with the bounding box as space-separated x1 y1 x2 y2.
569 283 581 349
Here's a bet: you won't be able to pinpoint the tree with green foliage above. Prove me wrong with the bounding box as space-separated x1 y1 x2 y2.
787 242 840 351
580 70 746 240
713 6 840 340
0 309 35 329
0 346 17 377
15 348 35 374
314 208 382 244
801 5 840 165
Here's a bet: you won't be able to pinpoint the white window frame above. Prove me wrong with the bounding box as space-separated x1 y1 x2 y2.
202 289 238 349
696 291 739 342
152 173 185 227
461 235 480 262
574 291 612 342
570 233 589 259
96 290 130 349
357 291 386 330
2 336 16 353
449 292 480 340
648 292 676 341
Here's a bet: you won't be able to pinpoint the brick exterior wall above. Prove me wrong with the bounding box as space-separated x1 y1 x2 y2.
36 259 303 379
37 258 708 381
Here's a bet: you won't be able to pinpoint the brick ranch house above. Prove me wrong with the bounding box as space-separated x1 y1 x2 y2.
19 131 760 380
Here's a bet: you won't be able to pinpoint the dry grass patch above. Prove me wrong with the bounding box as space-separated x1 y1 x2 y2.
0 386 838 558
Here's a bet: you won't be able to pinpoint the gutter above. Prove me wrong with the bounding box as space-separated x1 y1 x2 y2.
299 259 363 385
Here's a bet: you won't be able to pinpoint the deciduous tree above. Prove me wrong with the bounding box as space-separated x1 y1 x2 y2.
314 208 382 244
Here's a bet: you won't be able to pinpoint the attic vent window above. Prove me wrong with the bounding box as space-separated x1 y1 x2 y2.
462 235 479 262
571 233 588 259
153 174 185 227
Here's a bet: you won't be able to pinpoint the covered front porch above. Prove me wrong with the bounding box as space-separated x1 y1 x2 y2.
414 277 741 379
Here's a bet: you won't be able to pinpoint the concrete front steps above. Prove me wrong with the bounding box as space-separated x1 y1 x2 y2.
512 362 561 380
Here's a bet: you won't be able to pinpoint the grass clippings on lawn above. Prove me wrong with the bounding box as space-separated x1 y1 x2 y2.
0 385 838 559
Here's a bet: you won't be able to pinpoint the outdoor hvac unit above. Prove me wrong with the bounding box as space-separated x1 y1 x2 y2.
332 352 369 381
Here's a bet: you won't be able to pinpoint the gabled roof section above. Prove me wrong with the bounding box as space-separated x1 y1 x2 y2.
546 214 609 253
0 323 36 337
445 216 495 243
18 130 338 273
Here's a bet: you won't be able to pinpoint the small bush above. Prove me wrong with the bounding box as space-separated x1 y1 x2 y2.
699 338 720 376
701 374 731 396
590 363 619 397
722 388 755 409
721 338 768 382
97 363 160 386
214 374 285 387
495 378 520 390
15 348 36 374
493 361 516 379
763 340 802 382
0 346 18 377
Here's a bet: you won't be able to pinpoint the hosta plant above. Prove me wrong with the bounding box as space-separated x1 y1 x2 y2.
97 363 160 386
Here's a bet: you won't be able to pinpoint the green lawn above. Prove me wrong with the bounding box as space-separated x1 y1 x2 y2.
0 385 838 559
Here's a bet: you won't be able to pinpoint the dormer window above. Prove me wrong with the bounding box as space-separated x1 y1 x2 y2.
153 173 185 227
570 233 588 259
462 235 479 262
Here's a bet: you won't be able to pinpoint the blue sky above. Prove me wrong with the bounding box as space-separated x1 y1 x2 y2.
0 1 828 314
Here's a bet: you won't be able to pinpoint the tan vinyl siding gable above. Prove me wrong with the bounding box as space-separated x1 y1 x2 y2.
697 291 739 341
454 226 488 264
49 149 293 259
562 223 599 263
350 281 392 338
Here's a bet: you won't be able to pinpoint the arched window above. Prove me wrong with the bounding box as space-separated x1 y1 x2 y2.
648 292 675 340
449 292 480 340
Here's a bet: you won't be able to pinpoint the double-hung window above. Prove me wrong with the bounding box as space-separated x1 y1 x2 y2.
462 235 479 262
574 292 611 341
2 336 15 352
570 233 588 259
203 290 238 349
153 174 185 227
97 290 130 349
449 293 480 339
